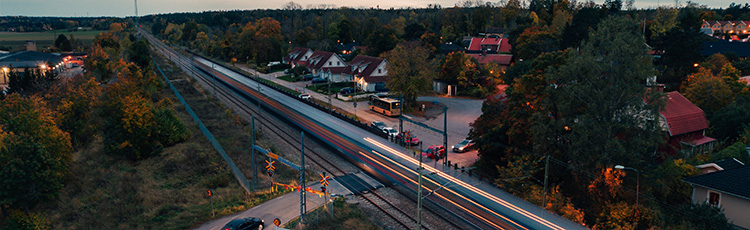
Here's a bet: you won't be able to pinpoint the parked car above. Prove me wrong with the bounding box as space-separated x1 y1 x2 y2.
452 139 476 153
300 74 315 81
221 217 264 230
311 77 327 84
395 131 421 146
340 87 356 95
383 127 399 137
422 145 446 160
298 93 311 100
371 121 387 130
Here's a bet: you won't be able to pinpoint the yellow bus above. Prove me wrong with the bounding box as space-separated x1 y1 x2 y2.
369 95 401 117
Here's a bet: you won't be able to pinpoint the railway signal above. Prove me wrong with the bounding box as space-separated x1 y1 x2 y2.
266 160 275 177
319 172 330 187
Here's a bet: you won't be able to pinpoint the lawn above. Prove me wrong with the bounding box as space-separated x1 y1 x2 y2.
0 30 103 50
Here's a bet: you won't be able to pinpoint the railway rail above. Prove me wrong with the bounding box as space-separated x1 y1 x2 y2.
142 31 459 230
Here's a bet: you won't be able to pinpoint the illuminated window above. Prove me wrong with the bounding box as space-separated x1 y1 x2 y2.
708 191 720 206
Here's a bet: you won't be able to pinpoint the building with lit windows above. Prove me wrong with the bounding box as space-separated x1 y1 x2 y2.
0 50 65 90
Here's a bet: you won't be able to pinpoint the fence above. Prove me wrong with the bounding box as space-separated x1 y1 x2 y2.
153 59 253 194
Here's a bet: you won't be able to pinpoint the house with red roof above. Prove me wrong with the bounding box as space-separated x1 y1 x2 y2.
466 53 513 71
303 50 347 82
465 35 514 70
343 55 388 92
657 91 716 156
282 47 313 67
467 37 511 53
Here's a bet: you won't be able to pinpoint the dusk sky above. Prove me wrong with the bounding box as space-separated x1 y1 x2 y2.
0 0 740 17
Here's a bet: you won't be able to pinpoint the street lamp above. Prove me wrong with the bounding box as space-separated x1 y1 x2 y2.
614 165 639 229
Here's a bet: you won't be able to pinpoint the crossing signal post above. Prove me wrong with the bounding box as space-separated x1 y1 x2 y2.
319 172 331 217
266 160 275 192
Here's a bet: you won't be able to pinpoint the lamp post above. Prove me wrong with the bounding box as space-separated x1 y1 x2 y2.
614 165 639 229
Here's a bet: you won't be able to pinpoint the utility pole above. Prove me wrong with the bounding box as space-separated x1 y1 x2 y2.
443 106 448 167
252 116 256 191
134 0 139 29
417 142 423 230
328 77 332 114
257 83 262 131
300 132 306 226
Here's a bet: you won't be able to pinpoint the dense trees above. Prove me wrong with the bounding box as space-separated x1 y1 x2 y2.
0 94 72 210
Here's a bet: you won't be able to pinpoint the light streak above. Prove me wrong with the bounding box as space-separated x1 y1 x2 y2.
365 137 565 230
364 150 513 230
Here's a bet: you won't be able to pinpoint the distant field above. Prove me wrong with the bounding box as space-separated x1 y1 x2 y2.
0 30 103 50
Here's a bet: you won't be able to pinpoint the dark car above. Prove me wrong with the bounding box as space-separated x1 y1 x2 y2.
340 87 356 95
422 145 446 160
311 77 327 84
222 217 264 230
301 74 315 81
452 139 476 153
371 121 387 130
396 131 421 146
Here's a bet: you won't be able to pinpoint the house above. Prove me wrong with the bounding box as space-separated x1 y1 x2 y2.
696 158 745 174
467 37 511 54
0 50 66 89
701 20 750 35
657 91 716 156
466 53 513 71
303 51 347 82
343 55 388 92
683 161 750 229
464 34 514 70
282 47 313 67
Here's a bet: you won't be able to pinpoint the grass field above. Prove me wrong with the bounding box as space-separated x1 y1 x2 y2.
0 30 103 50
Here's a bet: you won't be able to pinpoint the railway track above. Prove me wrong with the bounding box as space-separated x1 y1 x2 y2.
142 30 460 230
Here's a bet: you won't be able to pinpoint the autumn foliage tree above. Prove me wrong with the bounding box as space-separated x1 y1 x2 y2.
681 66 736 117
100 65 188 161
381 41 436 108
0 94 72 209
45 75 102 148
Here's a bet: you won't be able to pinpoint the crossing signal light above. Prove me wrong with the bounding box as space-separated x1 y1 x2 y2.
321 186 326 193
207 189 212 197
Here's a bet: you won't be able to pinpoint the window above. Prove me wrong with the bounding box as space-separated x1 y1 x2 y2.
378 69 381 74
708 191 720 206
329 61 332 65
337 61 340 65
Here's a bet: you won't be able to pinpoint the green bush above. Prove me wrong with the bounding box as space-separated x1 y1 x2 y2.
153 104 191 147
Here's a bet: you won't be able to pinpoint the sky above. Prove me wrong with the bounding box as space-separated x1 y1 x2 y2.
0 0 741 17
